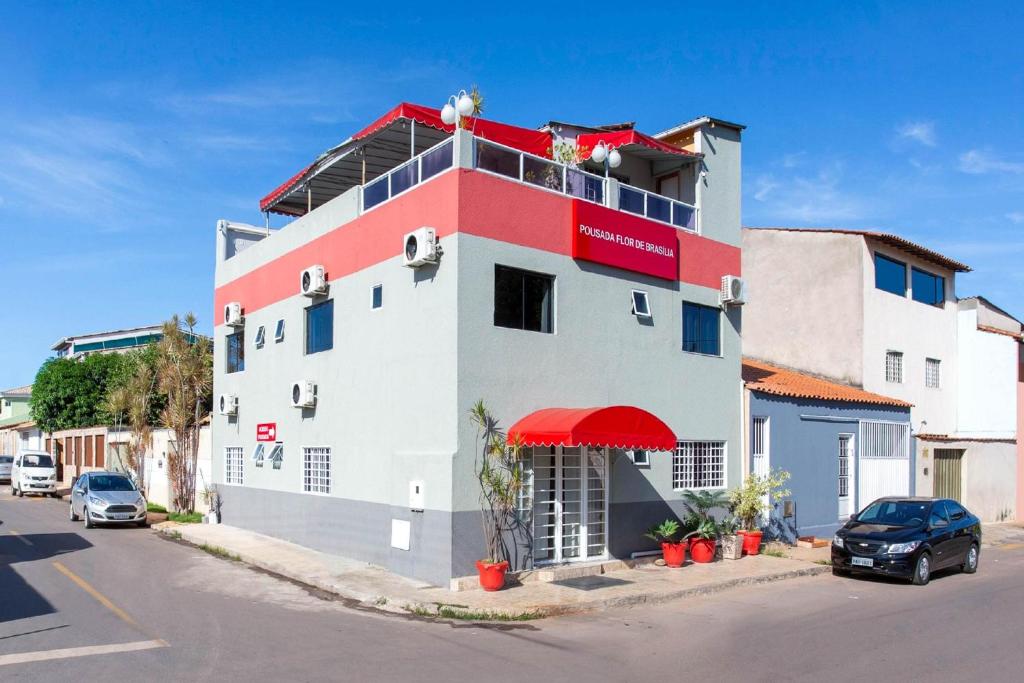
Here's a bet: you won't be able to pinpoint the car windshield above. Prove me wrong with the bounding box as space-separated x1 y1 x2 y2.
89 475 135 492
23 454 54 468
857 500 930 527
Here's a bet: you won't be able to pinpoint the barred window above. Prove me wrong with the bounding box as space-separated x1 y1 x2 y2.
225 446 244 485
885 351 903 383
303 446 331 494
925 358 941 388
673 441 726 490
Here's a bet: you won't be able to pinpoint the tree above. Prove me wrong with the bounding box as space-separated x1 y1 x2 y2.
469 401 526 564
30 354 126 432
157 313 212 513
105 346 161 491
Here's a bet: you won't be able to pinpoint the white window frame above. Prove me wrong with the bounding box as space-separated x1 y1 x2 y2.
885 350 904 384
274 319 285 342
254 325 266 348
627 449 650 467
225 446 244 485
925 358 941 389
673 440 727 491
302 446 331 495
251 443 265 468
631 290 651 319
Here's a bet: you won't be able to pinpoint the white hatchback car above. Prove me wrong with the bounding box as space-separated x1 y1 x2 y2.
11 451 59 497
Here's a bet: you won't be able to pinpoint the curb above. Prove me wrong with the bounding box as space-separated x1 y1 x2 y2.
156 525 831 620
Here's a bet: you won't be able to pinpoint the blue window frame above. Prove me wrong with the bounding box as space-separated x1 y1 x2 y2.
226 330 244 373
874 253 907 296
305 300 334 355
911 267 945 306
682 302 721 355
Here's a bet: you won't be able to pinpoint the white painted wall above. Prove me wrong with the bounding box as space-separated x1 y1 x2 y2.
957 309 1018 438
109 426 213 512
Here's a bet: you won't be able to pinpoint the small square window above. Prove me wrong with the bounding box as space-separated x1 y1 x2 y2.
251 443 265 468
372 284 383 310
269 442 284 470
925 358 941 388
631 290 651 318
254 325 266 348
274 319 285 342
628 449 650 466
886 351 904 383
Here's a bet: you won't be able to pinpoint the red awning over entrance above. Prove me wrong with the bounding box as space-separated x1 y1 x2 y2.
507 406 676 451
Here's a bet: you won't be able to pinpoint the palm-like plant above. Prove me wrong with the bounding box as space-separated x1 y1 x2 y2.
681 489 729 527
469 401 525 564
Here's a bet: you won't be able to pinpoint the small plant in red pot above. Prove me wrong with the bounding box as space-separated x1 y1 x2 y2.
728 468 791 556
645 519 687 567
470 401 526 591
688 519 718 563
680 489 728 563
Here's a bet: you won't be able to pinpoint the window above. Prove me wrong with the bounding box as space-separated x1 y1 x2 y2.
925 358 941 388
225 446 244 485
305 300 334 354
673 441 726 490
268 442 284 470
494 265 554 333
226 330 245 373
928 504 949 528
911 268 945 306
372 284 383 310
254 325 266 348
252 444 265 468
751 416 769 466
274 319 285 342
682 302 721 355
943 500 967 521
303 446 331 494
628 449 650 466
885 351 903 383
631 290 651 318
874 253 907 296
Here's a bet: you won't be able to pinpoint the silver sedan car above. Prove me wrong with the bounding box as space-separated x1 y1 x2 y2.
0 455 12 483
69 472 148 528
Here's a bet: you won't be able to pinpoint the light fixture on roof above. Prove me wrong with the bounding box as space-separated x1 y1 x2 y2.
441 90 475 127
590 141 622 170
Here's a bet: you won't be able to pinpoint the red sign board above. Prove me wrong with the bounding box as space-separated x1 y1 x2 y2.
256 423 277 442
571 200 679 280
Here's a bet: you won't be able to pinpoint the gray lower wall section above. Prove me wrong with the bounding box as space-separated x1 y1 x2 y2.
218 485 453 587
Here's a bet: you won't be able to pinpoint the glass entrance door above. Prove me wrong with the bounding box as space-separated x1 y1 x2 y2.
529 446 607 564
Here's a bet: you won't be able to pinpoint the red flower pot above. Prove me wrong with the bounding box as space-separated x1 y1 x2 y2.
661 541 687 568
689 537 716 563
742 530 763 556
476 560 509 591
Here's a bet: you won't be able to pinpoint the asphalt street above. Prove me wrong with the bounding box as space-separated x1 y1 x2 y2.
2 491 1023 682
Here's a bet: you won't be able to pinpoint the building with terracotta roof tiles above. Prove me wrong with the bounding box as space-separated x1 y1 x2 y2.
742 358 912 541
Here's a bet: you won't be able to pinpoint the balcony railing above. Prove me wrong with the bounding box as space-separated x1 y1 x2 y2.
619 183 697 231
474 138 606 206
362 137 454 211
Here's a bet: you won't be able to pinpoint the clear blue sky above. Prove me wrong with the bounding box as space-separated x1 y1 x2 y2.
2 2 1022 389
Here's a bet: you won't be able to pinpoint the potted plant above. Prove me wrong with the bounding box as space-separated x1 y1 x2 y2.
469 401 525 591
718 516 743 560
202 485 222 524
681 489 728 562
688 519 718 563
728 469 791 556
645 519 687 567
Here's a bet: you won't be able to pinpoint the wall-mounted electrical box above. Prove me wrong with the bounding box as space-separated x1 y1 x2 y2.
409 480 425 511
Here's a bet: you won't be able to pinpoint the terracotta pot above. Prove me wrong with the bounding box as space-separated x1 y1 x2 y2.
689 537 716 563
661 541 687 568
476 560 509 591
742 530 763 556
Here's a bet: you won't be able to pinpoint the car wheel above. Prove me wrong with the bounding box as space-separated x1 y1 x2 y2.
962 543 980 574
84 507 94 529
17 486 23 498
69 502 79 522
137 519 149 528
912 553 931 586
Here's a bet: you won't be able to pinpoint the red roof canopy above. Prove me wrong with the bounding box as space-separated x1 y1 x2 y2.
507 406 677 451
259 102 554 213
576 129 698 159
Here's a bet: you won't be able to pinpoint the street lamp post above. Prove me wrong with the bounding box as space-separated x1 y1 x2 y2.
440 90 476 129
589 140 622 177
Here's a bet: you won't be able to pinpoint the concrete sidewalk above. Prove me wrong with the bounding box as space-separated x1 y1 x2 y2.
155 522 830 620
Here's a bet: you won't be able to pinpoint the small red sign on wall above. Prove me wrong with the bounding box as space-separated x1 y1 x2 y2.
256 423 277 442
571 200 679 280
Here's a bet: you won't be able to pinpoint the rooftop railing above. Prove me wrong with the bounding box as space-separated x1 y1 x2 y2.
619 183 697 231
473 138 607 206
362 137 454 211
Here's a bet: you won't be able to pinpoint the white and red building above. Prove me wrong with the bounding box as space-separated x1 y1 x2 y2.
212 103 745 585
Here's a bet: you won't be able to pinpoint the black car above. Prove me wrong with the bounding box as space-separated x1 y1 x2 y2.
831 497 981 585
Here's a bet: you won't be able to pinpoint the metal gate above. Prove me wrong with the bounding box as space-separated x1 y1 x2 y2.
933 449 963 501
858 420 911 507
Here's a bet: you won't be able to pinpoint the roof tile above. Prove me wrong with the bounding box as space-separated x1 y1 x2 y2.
743 358 912 408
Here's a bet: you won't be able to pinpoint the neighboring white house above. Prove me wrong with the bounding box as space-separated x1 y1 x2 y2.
742 227 971 499
108 423 213 513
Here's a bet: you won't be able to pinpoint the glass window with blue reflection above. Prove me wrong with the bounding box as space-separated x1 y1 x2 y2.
682 302 721 355
911 267 945 306
874 253 907 296
304 300 334 355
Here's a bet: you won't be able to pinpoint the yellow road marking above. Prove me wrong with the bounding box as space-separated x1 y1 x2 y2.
52 561 141 629
0 639 167 667
8 530 33 546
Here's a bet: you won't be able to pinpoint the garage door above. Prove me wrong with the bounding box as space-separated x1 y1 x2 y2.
858 420 911 508
933 449 963 501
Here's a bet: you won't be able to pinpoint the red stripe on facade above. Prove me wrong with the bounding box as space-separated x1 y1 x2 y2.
217 170 741 319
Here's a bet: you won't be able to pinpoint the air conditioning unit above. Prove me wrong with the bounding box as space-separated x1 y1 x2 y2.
300 265 328 296
218 393 238 416
224 302 244 327
720 275 747 306
291 381 317 409
402 227 439 267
